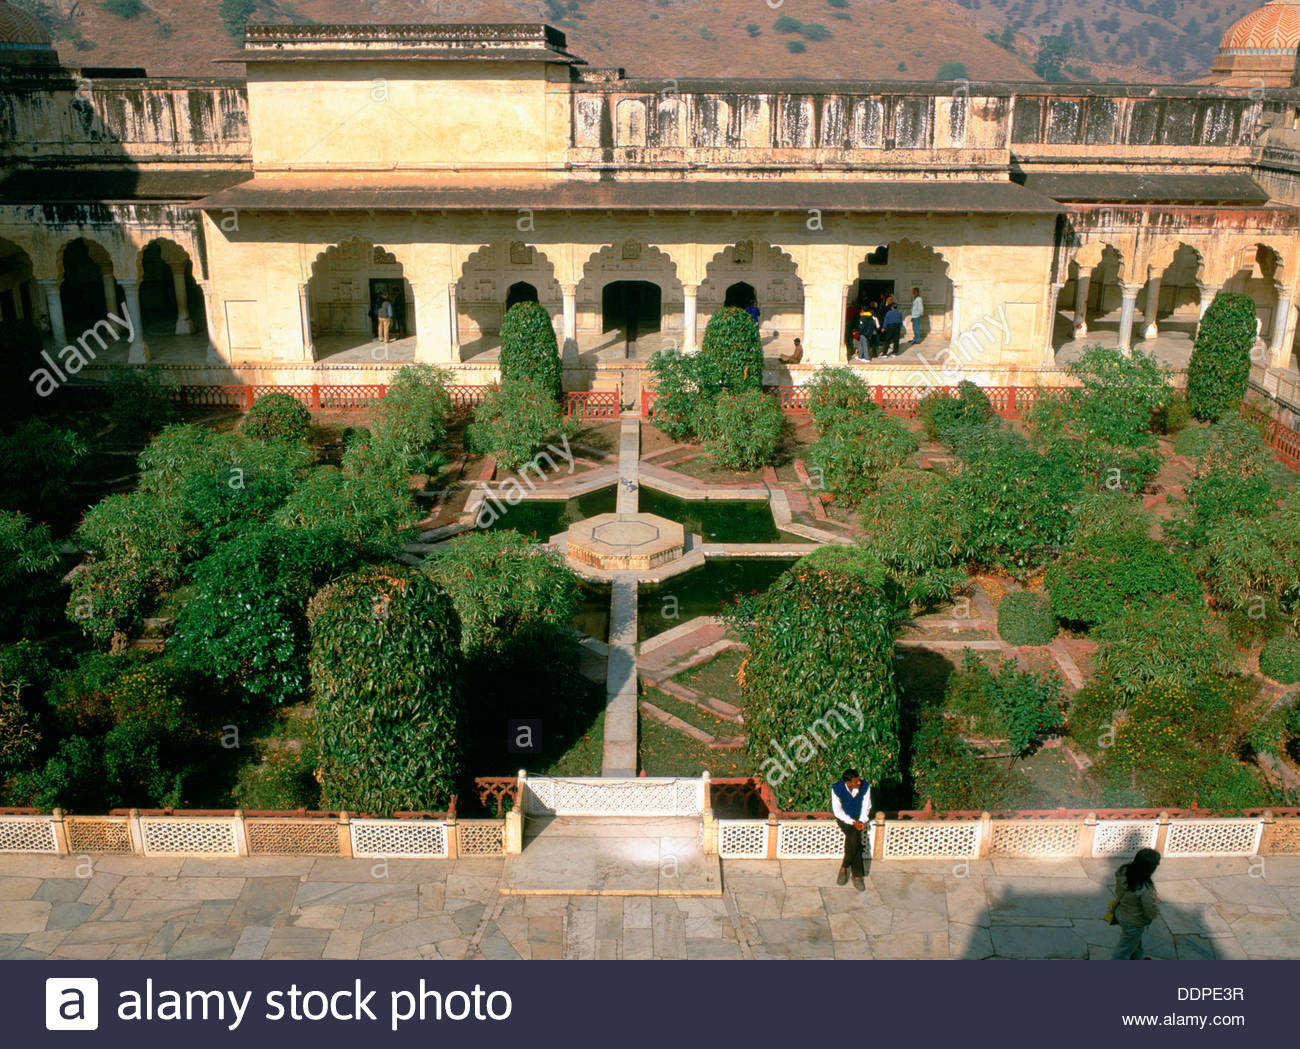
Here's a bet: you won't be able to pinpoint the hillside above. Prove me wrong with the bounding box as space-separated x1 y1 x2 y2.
9 0 1257 84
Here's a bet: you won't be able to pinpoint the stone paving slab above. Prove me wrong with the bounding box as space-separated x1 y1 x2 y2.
501 817 721 896
3 854 1299 960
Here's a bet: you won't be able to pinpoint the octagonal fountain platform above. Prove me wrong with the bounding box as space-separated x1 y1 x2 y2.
564 512 686 572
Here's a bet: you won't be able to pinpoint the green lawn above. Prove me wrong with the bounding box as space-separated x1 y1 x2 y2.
638 713 750 778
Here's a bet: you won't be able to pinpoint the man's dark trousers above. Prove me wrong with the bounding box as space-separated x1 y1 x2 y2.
837 818 865 877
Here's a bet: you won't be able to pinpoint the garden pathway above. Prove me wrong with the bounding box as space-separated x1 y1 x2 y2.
1 853 1296 960
600 414 644 777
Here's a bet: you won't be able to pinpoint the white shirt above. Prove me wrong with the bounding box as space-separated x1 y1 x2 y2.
911 295 924 319
831 783 871 826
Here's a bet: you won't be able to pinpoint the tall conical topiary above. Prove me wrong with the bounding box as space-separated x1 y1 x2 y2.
1186 291 1256 422
308 566 463 814
500 300 562 402
699 305 764 394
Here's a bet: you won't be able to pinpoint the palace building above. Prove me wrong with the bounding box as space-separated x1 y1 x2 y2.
4 6 1300 413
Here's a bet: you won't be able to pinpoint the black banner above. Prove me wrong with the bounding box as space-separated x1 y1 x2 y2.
7 960 1297 1046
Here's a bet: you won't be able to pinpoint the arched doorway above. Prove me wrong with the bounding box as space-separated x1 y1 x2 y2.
700 241 803 355
0 239 36 326
602 281 661 341
724 281 757 308
1224 244 1282 352
1056 244 1124 358
138 239 207 339
59 237 118 334
308 240 414 361
577 242 683 358
849 240 952 358
506 281 540 309
455 242 561 360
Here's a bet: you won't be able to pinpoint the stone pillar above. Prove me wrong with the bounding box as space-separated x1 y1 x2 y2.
1044 282 1064 367
1270 289 1295 370
101 268 119 318
1141 272 1163 340
198 280 224 365
682 282 698 353
171 264 195 334
447 282 461 360
561 282 579 366
297 282 314 361
1194 284 1220 341
413 281 455 364
120 281 149 363
948 281 962 350
1072 270 1091 337
41 280 66 347
802 290 813 353
1117 284 1139 354
839 282 851 360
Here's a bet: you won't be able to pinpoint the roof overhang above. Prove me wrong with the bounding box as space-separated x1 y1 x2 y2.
190 175 1066 214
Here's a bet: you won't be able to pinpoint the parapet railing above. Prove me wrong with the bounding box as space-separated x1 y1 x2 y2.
0 805 505 860
57 383 620 421
707 787 1300 861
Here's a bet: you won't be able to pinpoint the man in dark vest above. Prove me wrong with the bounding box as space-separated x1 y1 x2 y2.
831 768 871 891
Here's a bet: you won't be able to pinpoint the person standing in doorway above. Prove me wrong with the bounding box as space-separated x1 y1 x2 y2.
910 286 925 344
831 768 871 891
746 297 761 324
882 301 903 355
376 293 393 345
1110 848 1162 959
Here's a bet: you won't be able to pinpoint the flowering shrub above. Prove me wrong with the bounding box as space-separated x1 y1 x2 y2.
1260 636 1300 684
944 651 1065 756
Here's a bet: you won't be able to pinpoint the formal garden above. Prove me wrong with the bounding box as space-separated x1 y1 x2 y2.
2 291 1299 819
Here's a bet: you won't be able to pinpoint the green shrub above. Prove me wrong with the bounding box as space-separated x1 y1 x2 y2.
275 463 415 557
0 512 61 641
0 418 86 520
646 350 702 441
1066 685 1120 756
1260 636 1300 684
172 526 361 708
1093 596 1235 700
806 366 875 433
1071 490 1153 544
466 377 577 472
308 566 463 814
698 306 763 394
945 651 1065 755
106 365 173 439
1104 678 1275 809
1192 487 1300 633
909 708 1027 811
366 364 453 476
1166 418 1276 549
808 410 916 509
1027 346 1170 491
858 468 965 607
725 550 902 811
1154 390 1191 434
1173 423 1208 459
423 530 581 657
997 591 1057 646
1045 533 1199 628
242 393 312 444
1186 291 1256 421
499 300 562 403
0 641 49 775
917 380 994 446
1248 694 1300 758
698 389 787 470
951 428 1083 578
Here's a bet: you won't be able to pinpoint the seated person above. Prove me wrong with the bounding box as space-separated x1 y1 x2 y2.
780 337 804 365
